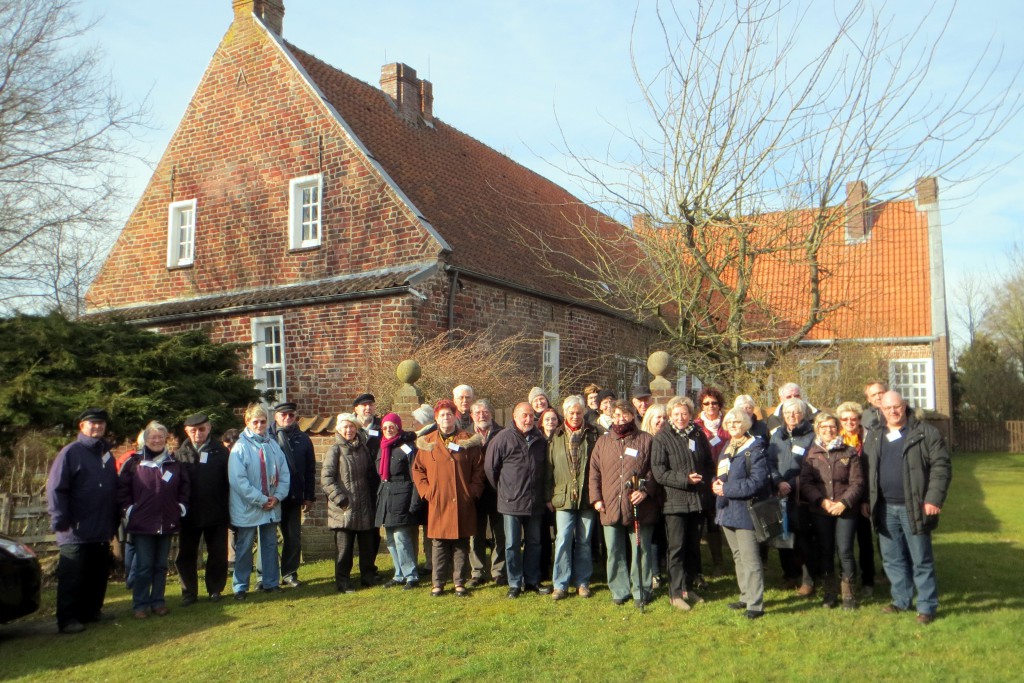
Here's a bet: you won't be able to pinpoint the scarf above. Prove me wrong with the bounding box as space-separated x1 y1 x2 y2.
700 414 721 432
378 413 402 481
842 429 862 451
817 436 845 451
611 420 637 437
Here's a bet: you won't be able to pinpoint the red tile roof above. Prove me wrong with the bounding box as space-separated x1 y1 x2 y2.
285 43 625 306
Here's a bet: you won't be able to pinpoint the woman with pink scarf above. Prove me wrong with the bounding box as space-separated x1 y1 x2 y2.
375 413 422 589
694 386 729 581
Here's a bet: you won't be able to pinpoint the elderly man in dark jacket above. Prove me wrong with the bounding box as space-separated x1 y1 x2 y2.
46 408 121 634
485 402 552 598
175 413 231 604
270 402 317 588
863 391 951 625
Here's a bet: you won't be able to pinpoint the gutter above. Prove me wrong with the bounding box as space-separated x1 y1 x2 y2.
743 336 941 347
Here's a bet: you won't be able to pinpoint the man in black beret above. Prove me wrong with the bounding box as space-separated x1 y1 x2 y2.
46 408 119 634
175 413 231 604
269 402 316 588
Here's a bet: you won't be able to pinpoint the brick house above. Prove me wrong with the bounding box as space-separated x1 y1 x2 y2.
737 178 952 417
86 0 659 418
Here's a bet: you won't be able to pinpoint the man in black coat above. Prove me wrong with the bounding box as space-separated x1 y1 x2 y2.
175 413 232 604
353 393 383 579
45 408 120 634
270 402 317 588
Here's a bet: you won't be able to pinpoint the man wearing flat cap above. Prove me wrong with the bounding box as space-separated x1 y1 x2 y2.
175 413 231 604
270 402 317 587
46 408 120 634
631 385 653 422
353 393 382 580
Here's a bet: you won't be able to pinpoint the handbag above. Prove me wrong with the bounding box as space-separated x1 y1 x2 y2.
747 496 785 543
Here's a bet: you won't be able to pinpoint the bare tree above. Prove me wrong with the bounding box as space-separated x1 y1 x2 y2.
979 245 1024 374
951 271 991 352
0 0 145 315
523 0 1020 383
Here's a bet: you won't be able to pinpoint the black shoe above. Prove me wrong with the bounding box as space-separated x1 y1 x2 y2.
466 577 487 588
385 579 405 588
507 587 522 599
234 591 247 601
337 584 356 594
262 586 283 594
728 601 747 610
208 593 222 602
403 581 419 591
612 597 630 606
181 595 198 607
525 584 553 595
59 621 86 634
745 610 765 620
282 575 301 588
494 576 508 586
454 587 470 598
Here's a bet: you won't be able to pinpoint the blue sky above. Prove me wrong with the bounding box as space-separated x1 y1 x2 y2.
83 0 1023 344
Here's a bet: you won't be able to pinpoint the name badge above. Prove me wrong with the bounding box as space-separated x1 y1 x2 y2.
400 444 413 455
717 459 731 477
368 429 380 437
792 445 806 456
200 452 209 464
162 470 173 482
688 439 696 451
102 453 112 466
886 431 902 442
448 442 461 452
624 447 638 457
709 436 721 446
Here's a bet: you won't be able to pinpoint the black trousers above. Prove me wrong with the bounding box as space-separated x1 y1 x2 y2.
855 512 876 586
279 499 303 579
56 542 111 628
779 504 817 582
665 512 703 597
176 523 229 598
333 529 377 589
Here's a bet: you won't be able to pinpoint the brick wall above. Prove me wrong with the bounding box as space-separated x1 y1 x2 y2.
87 14 439 311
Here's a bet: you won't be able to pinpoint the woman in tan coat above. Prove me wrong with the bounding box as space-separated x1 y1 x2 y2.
412 399 485 597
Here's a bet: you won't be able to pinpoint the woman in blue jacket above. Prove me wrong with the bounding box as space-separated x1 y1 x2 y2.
713 408 771 620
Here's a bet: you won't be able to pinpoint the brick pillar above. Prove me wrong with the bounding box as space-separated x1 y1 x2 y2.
393 359 423 427
647 351 673 404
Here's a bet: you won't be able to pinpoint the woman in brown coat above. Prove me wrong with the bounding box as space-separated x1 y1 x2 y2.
322 413 380 593
589 400 660 607
800 411 864 609
412 399 485 597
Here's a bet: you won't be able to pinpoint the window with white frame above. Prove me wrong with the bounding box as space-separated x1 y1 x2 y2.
675 362 705 398
889 358 934 410
166 199 196 268
542 332 560 400
289 174 322 249
252 316 286 403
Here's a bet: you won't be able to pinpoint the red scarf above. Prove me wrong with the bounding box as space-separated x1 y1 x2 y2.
378 413 403 481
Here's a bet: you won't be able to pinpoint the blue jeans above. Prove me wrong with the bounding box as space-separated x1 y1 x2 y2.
603 524 653 601
233 523 280 593
385 525 419 583
503 514 542 589
878 504 938 615
131 534 172 611
552 508 597 590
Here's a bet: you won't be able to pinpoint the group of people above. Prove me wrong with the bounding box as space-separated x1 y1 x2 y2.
44 377 950 634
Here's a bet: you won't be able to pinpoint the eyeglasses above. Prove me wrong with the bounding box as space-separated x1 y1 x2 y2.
702 401 719 407
250 419 267 425
840 417 859 422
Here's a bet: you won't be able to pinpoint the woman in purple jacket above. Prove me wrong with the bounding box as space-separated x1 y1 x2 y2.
118 421 190 618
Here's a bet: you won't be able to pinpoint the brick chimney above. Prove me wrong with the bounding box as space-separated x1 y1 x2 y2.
234 0 284 35
381 63 433 124
916 176 938 205
845 180 869 242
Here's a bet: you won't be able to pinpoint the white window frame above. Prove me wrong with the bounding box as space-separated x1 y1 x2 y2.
251 316 286 403
798 359 840 384
542 332 560 401
289 174 323 249
166 199 196 268
889 358 934 411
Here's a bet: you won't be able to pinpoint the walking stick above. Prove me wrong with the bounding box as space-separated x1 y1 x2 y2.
628 474 645 613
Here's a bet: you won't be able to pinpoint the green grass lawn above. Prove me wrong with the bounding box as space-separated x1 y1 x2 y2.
2 453 1022 682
